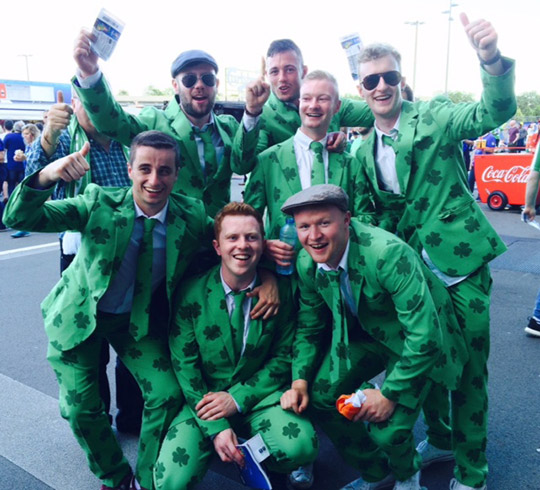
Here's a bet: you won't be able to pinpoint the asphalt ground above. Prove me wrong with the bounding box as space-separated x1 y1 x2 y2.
1 184 539 490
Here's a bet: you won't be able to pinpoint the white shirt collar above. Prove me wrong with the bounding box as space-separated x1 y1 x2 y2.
220 268 257 295
374 114 401 142
133 199 169 224
318 240 350 273
294 128 328 150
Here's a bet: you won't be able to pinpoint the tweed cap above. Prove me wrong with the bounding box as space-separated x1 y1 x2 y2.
281 184 349 215
171 50 218 78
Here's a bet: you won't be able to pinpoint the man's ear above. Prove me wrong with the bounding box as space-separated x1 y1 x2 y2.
302 65 308 79
356 84 365 99
172 78 179 94
212 239 221 257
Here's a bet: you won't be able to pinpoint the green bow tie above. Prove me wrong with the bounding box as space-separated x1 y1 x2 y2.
317 268 351 383
310 141 326 185
130 217 156 341
381 134 396 150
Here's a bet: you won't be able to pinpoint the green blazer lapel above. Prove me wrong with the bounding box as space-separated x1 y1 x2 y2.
206 270 237 366
361 131 379 190
167 101 201 173
277 140 302 196
328 151 345 187
110 189 136 278
394 101 419 194
164 199 187 296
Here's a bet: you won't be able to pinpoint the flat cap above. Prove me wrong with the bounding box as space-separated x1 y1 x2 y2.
281 184 349 215
171 50 218 78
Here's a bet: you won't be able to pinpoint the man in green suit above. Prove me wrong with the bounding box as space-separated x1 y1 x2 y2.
279 185 467 490
72 30 261 218
4 131 215 490
231 39 374 175
354 14 516 490
154 202 317 489
244 70 371 267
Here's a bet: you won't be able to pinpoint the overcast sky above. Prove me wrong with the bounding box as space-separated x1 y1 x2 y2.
2 0 535 100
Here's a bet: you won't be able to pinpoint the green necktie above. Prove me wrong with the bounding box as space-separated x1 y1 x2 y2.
381 134 396 150
129 217 156 341
317 269 351 383
193 127 217 182
310 141 326 185
231 290 248 362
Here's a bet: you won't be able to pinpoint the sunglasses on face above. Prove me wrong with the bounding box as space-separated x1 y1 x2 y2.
361 71 402 91
181 73 216 88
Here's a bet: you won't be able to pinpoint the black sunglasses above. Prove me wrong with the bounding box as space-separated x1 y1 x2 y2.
361 71 402 91
181 73 217 88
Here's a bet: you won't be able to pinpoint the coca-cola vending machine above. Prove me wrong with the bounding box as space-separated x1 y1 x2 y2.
474 153 540 210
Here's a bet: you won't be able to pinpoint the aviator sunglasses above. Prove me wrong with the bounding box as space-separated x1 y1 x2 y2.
361 71 402 91
181 73 217 88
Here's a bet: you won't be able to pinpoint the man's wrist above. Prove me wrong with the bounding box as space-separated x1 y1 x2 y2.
478 49 501 66
245 106 262 117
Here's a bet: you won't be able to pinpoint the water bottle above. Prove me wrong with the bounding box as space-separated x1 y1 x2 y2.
276 217 298 276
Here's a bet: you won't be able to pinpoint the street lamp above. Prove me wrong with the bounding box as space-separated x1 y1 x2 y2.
442 1 458 95
18 54 32 81
404 20 425 92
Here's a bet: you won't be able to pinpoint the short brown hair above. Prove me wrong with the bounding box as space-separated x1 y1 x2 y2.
358 43 402 72
214 202 265 239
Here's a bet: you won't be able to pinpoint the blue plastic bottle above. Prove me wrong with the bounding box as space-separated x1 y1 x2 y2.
276 217 298 276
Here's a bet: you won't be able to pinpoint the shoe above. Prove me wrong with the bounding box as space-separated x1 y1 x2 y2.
449 478 486 490
393 471 425 490
11 230 30 238
340 473 395 490
417 439 454 468
525 317 540 337
287 463 314 489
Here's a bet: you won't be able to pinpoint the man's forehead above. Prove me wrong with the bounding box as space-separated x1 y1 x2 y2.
359 55 399 75
267 50 301 67
301 79 335 97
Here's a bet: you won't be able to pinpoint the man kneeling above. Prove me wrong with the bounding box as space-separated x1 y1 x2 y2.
154 202 318 489
280 185 467 490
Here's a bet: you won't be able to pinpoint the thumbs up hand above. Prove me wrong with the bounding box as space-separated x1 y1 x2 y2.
42 90 74 155
38 141 91 188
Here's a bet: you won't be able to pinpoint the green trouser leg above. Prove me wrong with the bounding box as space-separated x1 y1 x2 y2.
48 313 183 489
154 405 318 489
310 338 392 483
422 265 491 487
447 265 492 488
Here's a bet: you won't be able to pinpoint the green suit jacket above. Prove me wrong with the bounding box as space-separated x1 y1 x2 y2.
73 75 257 217
169 266 295 437
355 60 517 276
294 220 468 410
4 175 213 351
243 136 370 239
231 93 374 174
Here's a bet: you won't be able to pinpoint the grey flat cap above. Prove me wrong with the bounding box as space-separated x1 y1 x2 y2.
281 184 349 215
171 50 218 78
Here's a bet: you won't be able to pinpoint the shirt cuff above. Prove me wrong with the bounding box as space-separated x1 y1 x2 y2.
76 68 102 89
228 392 242 413
242 112 259 132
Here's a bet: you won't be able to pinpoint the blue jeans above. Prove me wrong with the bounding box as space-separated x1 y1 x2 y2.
533 287 540 319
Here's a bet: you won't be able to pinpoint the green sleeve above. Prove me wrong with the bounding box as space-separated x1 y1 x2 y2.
4 172 92 232
72 74 157 147
230 119 261 175
336 98 374 128
375 242 442 409
243 155 268 216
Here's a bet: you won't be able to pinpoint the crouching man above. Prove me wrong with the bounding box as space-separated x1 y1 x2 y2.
154 202 318 489
280 185 467 490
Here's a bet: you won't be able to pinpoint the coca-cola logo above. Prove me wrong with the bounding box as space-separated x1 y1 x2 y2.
481 165 531 184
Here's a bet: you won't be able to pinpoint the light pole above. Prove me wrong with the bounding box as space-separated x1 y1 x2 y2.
18 54 32 81
404 20 425 92
442 1 458 94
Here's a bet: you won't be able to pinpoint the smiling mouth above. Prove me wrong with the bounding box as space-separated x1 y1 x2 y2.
309 243 327 250
306 112 323 118
233 253 251 261
144 187 162 195
374 94 392 102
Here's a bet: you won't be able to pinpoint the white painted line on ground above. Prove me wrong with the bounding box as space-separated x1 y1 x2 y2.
0 242 58 258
